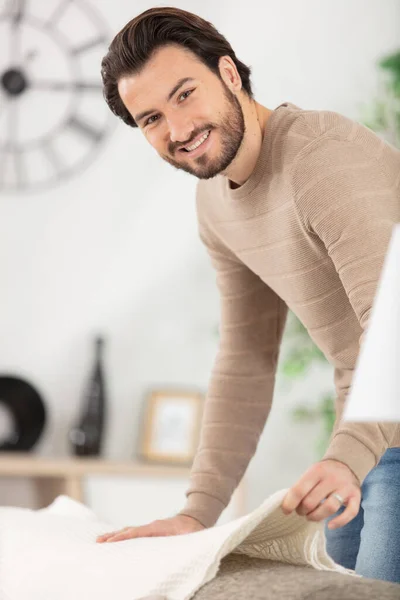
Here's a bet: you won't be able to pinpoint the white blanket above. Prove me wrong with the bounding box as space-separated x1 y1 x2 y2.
0 488 359 600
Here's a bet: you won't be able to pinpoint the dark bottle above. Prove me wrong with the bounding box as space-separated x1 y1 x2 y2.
69 336 107 457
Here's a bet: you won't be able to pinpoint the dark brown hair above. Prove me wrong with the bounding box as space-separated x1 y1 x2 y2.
101 6 253 128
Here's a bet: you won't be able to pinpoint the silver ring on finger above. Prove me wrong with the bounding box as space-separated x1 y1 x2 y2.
330 492 345 506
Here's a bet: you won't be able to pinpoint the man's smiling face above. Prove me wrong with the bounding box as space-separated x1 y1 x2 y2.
117 44 246 179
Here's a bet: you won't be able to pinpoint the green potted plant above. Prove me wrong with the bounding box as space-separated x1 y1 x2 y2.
360 49 400 146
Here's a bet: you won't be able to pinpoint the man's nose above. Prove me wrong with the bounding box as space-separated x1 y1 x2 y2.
167 119 194 145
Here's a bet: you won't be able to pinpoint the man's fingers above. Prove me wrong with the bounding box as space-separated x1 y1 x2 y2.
105 531 135 543
96 527 131 543
97 531 119 542
105 528 141 543
327 496 360 529
104 525 154 543
302 489 347 522
281 475 319 514
295 481 344 517
281 460 361 526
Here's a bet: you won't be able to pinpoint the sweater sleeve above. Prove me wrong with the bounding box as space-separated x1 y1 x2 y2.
292 134 400 486
178 216 288 528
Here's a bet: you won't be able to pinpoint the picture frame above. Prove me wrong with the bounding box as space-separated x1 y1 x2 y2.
138 389 204 465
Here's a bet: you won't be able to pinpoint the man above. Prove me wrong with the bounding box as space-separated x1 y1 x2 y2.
97 6 400 583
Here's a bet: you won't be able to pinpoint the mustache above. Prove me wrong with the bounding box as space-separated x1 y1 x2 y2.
170 126 214 153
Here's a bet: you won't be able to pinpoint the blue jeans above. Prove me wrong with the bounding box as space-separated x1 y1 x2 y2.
324 447 400 583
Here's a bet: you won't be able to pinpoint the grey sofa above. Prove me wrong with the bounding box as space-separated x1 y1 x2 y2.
193 553 400 600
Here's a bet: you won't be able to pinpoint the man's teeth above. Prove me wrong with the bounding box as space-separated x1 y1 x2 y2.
184 130 210 152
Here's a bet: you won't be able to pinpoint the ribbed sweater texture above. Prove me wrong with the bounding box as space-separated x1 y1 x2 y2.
178 102 400 528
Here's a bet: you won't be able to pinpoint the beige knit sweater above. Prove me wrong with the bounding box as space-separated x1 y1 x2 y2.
178 102 400 529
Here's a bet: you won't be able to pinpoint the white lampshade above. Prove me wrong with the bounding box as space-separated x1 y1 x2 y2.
343 223 400 421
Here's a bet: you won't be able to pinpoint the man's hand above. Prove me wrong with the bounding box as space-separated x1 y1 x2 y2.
96 514 205 543
280 459 361 530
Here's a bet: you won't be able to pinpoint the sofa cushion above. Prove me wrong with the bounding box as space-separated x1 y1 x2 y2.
194 554 400 600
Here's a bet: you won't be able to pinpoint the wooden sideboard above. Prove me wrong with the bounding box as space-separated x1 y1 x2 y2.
0 452 247 525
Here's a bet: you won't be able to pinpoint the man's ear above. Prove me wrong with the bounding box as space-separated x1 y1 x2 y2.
218 55 242 95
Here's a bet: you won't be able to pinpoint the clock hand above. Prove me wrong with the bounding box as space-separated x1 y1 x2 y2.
0 94 10 126
2 96 17 151
30 81 103 91
10 0 26 66
11 0 25 25
2 97 23 188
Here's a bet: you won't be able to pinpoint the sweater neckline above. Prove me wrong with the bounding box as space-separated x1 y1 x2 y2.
222 102 290 201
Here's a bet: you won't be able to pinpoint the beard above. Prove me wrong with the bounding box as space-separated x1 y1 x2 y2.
161 83 245 179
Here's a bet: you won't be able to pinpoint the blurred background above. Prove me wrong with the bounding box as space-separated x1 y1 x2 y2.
0 0 399 526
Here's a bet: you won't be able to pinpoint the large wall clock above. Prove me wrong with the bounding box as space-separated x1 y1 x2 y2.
0 0 115 193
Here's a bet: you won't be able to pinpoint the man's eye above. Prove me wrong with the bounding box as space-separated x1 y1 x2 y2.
178 89 194 101
145 115 159 126
144 90 194 126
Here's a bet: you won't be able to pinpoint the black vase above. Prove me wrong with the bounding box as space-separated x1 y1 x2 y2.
69 336 107 457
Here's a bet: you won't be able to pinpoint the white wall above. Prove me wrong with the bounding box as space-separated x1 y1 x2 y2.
0 0 399 513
